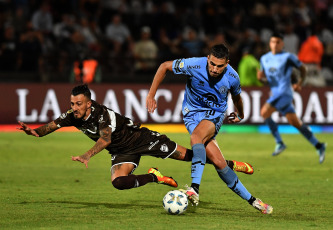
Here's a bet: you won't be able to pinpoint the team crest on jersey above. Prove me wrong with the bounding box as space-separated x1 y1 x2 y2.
160 144 169 152
219 86 228 94
60 109 72 119
98 115 104 123
269 67 277 73
179 62 184 68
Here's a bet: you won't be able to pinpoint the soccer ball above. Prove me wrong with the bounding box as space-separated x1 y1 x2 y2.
162 190 188 215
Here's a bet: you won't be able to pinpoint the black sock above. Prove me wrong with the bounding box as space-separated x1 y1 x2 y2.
149 173 158 182
191 183 200 194
315 142 323 149
248 196 256 205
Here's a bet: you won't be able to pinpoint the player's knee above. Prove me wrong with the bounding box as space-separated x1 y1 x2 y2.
112 177 127 190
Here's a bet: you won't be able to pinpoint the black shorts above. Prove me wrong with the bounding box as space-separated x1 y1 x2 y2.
110 133 177 173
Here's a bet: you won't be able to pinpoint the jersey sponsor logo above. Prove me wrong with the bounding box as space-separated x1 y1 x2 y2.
219 86 228 94
160 144 169 152
196 93 221 108
187 65 200 69
203 93 218 102
148 140 160 150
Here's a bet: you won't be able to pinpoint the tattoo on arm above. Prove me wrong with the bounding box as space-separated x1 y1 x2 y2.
34 121 59 137
85 127 112 158
170 150 183 160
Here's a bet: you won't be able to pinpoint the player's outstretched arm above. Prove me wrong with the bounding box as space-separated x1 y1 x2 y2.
17 121 59 137
72 126 112 168
146 61 173 114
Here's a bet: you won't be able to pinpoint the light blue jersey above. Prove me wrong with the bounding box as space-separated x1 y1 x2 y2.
172 57 241 134
260 51 302 100
173 57 241 115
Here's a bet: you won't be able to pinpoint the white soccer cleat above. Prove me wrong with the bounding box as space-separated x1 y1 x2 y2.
179 185 199 206
252 198 273 214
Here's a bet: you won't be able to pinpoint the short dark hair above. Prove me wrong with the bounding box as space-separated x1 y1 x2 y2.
209 44 229 60
271 31 284 40
71 84 91 99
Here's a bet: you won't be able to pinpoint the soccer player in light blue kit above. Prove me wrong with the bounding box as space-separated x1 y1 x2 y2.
257 32 326 163
146 44 273 214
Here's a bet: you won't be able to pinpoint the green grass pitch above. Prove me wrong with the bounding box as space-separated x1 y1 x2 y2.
0 131 332 229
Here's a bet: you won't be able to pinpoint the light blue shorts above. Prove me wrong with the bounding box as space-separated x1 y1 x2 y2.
267 95 295 115
183 110 225 137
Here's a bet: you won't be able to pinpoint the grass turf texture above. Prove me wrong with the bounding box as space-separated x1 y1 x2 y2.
0 132 332 229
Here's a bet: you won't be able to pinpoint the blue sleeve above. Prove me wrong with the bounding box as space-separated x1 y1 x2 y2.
172 58 197 76
288 53 302 68
230 73 242 96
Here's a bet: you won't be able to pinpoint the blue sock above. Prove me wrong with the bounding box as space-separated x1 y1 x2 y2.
217 166 252 201
265 117 283 144
191 143 206 185
298 124 319 146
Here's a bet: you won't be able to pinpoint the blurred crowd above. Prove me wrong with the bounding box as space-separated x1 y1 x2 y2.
0 0 333 85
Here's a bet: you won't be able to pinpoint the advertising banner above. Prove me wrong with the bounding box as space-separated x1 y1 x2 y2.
1 83 332 125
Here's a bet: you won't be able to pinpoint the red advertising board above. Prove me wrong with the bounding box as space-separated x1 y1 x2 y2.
1 83 332 124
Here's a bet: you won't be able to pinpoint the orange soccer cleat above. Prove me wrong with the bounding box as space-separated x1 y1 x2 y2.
232 161 254 175
148 167 178 188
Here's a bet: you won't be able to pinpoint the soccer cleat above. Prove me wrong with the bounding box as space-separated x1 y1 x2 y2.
179 185 199 206
252 198 273 214
317 143 327 164
272 143 286 156
232 161 254 175
148 167 178 188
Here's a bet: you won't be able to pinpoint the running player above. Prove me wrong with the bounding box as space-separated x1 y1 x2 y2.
18 84 253 194
146 44 273 214
257 32 326 163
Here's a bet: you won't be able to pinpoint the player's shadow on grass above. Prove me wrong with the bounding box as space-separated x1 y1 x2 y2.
20 200 160 210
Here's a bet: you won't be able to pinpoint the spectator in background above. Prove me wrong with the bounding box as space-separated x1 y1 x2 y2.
105 14 133 56
133 26 158 74
78 17 101 56
180 27 205 57
238 46 262 87
298 25 326 86
0 24 19 71
10 7 27 36
17 21 43 74
31 2 53 36
283 24 299 55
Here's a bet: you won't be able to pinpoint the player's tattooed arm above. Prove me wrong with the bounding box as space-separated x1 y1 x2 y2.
34 121 59 137
72 127 112 168
17 121 59 137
